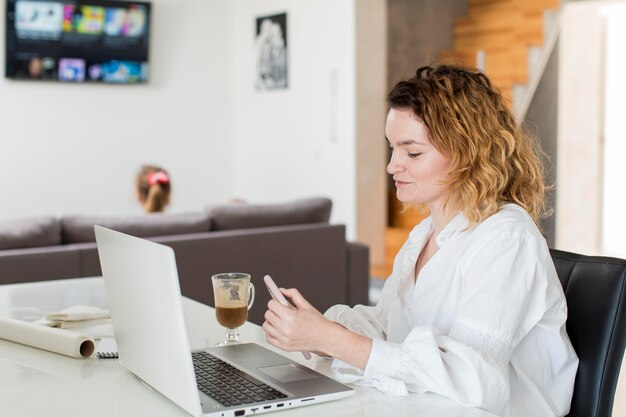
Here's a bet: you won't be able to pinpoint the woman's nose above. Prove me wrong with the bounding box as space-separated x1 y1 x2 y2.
387 152 402 175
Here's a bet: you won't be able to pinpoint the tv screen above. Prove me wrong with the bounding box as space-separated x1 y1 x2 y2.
5 0 150 83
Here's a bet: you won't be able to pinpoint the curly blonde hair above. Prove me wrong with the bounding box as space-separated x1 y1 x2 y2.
387 64 549 226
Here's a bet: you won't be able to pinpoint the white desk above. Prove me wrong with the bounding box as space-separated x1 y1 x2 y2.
0 278 497 417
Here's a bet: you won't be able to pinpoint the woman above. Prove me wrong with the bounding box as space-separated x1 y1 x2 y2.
262 65 578 417
135 164 171 213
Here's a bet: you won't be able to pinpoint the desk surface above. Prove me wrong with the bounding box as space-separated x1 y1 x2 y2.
0 278 497 417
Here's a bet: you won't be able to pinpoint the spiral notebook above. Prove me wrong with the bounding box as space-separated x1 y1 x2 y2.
95 337 118 359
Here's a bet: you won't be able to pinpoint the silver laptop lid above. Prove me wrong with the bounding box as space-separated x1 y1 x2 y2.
95 225 202 417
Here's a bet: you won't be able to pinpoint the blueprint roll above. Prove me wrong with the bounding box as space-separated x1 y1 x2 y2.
0 317 95 359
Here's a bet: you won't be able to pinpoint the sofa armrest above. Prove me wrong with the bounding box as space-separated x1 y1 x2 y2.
0 246 81 285
346 241 370 306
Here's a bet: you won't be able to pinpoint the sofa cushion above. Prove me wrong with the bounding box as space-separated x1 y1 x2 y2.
61 212 212 244
0 216 61 250
210 197 332 231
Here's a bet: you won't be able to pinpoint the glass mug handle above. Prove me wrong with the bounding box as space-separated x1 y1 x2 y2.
247 282 255 311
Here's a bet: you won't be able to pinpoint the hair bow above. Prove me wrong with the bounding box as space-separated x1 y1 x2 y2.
147 171 169 186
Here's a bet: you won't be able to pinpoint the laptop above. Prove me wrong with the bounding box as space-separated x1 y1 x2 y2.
94 225 354 417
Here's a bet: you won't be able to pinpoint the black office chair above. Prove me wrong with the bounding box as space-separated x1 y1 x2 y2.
551 249 626 417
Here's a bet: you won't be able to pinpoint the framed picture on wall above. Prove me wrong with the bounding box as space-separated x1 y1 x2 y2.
255 12 287 90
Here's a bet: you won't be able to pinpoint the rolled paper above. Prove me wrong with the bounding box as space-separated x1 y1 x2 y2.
0 317 95 359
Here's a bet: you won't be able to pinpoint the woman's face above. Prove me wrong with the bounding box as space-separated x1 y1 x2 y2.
386 108 452 211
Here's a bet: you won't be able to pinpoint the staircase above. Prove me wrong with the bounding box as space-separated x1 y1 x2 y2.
440 0 560 116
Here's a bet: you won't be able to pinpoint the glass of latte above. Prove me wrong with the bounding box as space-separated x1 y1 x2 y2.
211 272 255 346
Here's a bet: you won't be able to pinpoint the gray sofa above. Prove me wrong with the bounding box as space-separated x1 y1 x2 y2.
0 198 369 325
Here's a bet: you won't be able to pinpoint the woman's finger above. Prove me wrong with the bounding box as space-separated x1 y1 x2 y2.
264 309 282 326
264 331 278 346
280 288 313 310
267 298 292 315
264 332 287 351
262 320 281 339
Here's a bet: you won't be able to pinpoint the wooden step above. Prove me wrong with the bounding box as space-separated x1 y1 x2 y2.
456 13 543 38
439 50 476 66
455 32 516 50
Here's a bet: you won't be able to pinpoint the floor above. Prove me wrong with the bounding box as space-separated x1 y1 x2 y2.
369 228 626 416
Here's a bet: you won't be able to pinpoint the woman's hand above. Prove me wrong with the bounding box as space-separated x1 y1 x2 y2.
262 288 332 354
262 288 373 370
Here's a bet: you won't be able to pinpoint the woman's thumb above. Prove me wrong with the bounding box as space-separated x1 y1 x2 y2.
280 288 311 309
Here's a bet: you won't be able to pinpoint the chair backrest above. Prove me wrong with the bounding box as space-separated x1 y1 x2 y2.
550 249 626 417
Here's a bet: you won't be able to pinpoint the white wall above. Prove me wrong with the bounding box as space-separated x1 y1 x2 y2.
230 0 357 238
556 0 626 259
1 0 368 244
556 2 605 254
0 0 234 220
602 2 626 259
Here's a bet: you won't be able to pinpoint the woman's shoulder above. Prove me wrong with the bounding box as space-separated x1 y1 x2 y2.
458 204 553 278
457 204 550 263
473 203 542 239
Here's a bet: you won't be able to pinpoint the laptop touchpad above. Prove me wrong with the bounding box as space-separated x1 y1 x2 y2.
258 364 318 383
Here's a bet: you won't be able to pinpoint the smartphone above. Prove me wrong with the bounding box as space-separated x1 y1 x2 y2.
263 274 292 307
263 275 312 360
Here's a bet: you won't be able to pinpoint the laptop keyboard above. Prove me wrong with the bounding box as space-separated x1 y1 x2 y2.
192 352 288 408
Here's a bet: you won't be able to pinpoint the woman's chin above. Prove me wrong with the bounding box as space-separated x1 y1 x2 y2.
395 191 417 205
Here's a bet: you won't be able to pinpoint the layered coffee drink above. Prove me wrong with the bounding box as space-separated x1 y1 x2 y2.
215 305 248 329
211 272 255 346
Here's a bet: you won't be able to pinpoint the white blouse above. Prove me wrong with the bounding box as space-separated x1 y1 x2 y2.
325 204 578 417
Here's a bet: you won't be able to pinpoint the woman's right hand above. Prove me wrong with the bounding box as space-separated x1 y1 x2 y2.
262 288 331 354
262 288 373 369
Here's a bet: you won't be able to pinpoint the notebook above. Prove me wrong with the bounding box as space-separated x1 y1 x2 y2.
94 225 353 417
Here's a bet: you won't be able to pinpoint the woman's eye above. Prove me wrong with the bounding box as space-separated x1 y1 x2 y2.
408 152 422 159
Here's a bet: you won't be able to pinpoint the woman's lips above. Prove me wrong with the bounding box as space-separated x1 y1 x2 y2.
394 180 410 187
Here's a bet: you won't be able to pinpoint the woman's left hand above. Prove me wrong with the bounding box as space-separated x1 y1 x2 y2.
262 288 332 354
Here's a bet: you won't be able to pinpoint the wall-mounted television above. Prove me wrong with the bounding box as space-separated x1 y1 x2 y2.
5 0 151 84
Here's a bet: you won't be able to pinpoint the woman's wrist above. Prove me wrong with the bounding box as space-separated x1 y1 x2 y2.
321 320 372 370
316 319 342 355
